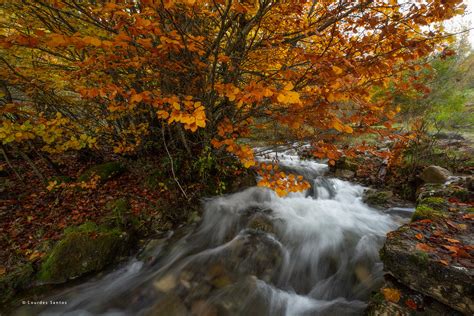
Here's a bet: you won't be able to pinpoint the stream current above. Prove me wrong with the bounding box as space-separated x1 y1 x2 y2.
18 149 412 316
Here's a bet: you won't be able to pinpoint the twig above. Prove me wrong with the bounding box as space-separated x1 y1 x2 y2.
1 145 24 182
161 126 189 200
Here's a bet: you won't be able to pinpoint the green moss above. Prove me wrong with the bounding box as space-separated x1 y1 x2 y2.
418 197 448 211
372 292 385 304
363 190 393 208
105 198 136 229
0 263 34 304
410 251 430 266
78 161 125 182
38 228 128 283
452 188 470 202
48 175 72 184
411 205 445 222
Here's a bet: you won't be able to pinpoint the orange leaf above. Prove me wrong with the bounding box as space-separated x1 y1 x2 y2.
0 266 6 276
438 259 449 266
415 243 434 252
444 238 460 243
382 288 401 303
415 233 423 240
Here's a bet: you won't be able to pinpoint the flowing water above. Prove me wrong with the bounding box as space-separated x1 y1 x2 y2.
16 150 412 316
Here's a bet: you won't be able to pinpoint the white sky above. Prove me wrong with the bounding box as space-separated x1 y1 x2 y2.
452 0 474 45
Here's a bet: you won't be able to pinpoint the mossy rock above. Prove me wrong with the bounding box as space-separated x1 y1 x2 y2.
38 225 129 283
411 205 446 222
417 197 449 211
0 263 34 304
363 189 394 208
78 161 125 182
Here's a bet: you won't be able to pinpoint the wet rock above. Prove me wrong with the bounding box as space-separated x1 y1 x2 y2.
191 300 218 316
146 293 189 316
363 189 394 209
246 213 274 234
38 223 130 283
335 168 356 179
0 263 34 304
379 215 474 314
154 274 177 293
420 165 452 184
78 161 125 182
366 277 463 316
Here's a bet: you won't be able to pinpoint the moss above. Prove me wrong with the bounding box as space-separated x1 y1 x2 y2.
409 251 430 266
48 175 72 184
0 263 34 304
451 188 470 202
372 292 385 304
105 198 137 229
411 205 445 222
418 197 448 211
363 190 394 208
78 161 125 182
38 227 128 283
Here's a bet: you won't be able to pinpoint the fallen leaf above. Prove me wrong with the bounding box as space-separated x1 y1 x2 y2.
382 288 401 303
438 259 449 266
462 213 474 220
0 266 6 276
405 298 417 310
444 237 460 243
415 233 423 240
416 243 435 252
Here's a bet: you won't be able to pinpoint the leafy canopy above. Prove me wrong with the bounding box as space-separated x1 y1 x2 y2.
0 0 465 195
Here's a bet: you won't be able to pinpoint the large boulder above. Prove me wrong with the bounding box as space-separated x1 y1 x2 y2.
38 223 130 283
420 165 452 184
379 211 474 314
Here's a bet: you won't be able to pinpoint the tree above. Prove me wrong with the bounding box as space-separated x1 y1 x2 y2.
0 0 466 195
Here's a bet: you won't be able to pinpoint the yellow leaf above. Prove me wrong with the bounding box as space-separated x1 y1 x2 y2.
284 82 294 91
332 65 343 75
382 288 401 303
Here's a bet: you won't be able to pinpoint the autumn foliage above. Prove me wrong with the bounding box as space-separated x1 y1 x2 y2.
0 0 465 195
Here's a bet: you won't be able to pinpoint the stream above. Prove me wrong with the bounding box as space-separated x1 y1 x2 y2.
16 149 412 316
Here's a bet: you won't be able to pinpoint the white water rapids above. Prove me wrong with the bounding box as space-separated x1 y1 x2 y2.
16 150 411 316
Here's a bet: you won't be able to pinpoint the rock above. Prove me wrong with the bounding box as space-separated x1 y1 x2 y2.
380 213 474 314
154 274 177 293
366 277 463 316
38 223 130 283
246 213 274 234
78 161 125 182
146 293 189 316
0 263 34 304
334 157 359 172
335 169 355 179
363 189 394 209
420 165 452 184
